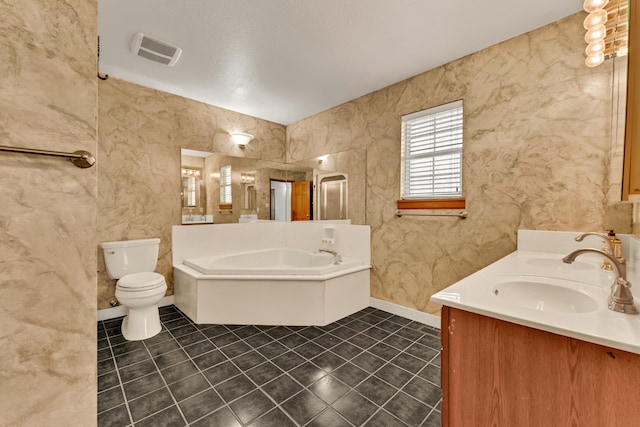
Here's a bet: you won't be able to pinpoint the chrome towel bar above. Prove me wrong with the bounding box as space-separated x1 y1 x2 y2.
396 210 468 219
0 145 95 168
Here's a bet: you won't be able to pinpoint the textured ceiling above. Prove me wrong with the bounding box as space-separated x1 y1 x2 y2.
98 0 583 125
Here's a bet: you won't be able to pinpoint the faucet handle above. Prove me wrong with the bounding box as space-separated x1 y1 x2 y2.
609 278 638 314
617 277 632 287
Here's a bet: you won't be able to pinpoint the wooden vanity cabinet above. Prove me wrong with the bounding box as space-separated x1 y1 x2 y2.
441 307 640 426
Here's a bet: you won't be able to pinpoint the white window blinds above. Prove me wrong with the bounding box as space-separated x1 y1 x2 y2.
186 176 196 207
220 164 232 204
401 100 463 199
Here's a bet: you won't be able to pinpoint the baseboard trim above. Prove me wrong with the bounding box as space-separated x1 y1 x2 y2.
370 297 440 329
97 295 175 321
96 295 437 327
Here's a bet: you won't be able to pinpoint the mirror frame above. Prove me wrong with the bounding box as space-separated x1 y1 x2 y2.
623 0 638 199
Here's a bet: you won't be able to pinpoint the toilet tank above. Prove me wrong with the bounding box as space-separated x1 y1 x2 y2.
100 238 160 279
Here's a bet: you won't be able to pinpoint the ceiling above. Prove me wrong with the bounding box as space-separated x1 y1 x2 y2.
98 0 583 126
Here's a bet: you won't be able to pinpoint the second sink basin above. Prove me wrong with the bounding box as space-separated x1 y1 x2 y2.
492 276 600 314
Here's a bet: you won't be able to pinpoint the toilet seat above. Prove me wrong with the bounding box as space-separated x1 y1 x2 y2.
117 272 166 291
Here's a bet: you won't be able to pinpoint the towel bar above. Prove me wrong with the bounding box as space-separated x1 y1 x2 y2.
0 145 95 168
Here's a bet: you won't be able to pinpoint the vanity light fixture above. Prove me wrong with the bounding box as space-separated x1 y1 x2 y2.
229 132 254 148
582 0 628 67
181 168 200 177
240 173 255 183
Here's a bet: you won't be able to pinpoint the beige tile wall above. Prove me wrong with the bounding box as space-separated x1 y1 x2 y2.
98 78 286 309
0 1 98 425
287 13 624 315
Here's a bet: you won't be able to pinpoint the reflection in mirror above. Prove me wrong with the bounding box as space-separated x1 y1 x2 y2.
270 180 291 221
318 173 348 220
287 148 366 224
180 147 366 224
181 149 214 224
219 164 232 209
241 172 256 210
182 167 203 208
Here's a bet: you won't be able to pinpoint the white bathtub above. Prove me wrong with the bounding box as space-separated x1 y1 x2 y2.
184 248 362 275
174 248 371 326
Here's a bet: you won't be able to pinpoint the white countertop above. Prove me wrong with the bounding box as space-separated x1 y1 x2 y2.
431 230 640 355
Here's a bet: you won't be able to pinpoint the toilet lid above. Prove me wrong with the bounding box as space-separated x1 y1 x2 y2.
117 272 166 290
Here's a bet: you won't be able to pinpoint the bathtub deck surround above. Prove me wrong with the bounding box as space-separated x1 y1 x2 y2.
98 305 442 427
171 222 371 325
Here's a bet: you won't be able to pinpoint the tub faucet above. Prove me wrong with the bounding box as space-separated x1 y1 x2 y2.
319 249 342 264
562 248 638 314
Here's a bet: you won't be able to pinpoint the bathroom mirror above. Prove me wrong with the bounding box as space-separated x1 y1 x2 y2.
181 149 213 224
286 148 367 225
180 147 366 224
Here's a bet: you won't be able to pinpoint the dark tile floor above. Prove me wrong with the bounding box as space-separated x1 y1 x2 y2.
98 305 442 427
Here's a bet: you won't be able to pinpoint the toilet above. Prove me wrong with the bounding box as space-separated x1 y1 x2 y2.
100 238 167 341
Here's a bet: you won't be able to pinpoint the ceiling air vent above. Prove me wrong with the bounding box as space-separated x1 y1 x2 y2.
130 32 182 66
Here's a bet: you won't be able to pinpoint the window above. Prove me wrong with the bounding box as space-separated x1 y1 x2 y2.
400 100 464 208
220 164 232 206
186 176 196 207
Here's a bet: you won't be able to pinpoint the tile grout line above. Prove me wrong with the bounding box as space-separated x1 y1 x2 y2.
281 311 411 426
100 306 442 427
156 309 434 425
202 324 304 426
137 326 191 426
160 310 304 426
100 320 136 427
325 311 442 426
272 308 439 427
186 316 359 426
157 312 247 426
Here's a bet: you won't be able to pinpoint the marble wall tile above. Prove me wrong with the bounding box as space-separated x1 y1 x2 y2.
98 78 286 309
0 0 98 425
287 13 624 315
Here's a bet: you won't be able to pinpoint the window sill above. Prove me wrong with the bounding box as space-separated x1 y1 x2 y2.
397 198 466 210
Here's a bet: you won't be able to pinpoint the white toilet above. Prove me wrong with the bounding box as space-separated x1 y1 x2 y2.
100 238 167 341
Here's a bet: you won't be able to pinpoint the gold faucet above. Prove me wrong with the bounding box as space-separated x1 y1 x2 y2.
563 248 638 314
319 249 342 264
574 232 614 270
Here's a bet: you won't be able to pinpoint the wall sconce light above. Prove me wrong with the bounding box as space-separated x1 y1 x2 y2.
582 0 628 68
230 132 254 148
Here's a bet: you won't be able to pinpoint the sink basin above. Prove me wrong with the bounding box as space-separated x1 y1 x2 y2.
492 278 599 314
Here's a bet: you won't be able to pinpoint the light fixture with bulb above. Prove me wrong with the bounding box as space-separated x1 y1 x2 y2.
581 0 628 68
229 132 254 148
583 0 609 13
583 8 608 29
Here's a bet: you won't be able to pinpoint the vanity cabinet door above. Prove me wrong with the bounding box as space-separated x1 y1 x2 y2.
441 306 640 427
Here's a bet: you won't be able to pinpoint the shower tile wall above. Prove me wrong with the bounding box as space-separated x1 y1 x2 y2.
98 306 441 427
0 0 98 425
